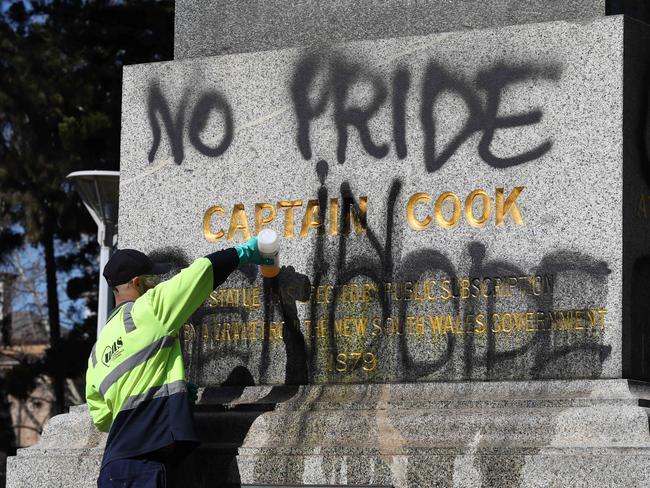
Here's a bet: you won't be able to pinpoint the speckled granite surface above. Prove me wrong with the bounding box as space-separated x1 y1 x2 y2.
8 380 650 487
174 0 610 59
118 16 642 386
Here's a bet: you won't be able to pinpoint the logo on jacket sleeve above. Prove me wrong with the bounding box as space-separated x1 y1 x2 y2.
102 337 124 366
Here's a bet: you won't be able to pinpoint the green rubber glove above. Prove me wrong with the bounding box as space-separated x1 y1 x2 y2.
187 381 199 406
235 237 274 267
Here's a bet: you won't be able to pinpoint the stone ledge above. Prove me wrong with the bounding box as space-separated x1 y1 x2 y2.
197 379 650 409
237 449 650 487
174 0 610 59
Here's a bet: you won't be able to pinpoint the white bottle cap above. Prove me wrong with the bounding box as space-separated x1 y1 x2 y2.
257 228 279 254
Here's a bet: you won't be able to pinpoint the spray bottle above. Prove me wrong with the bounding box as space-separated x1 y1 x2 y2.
257 228 280 278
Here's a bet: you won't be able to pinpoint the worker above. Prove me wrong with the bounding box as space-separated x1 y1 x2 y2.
85 239 271 487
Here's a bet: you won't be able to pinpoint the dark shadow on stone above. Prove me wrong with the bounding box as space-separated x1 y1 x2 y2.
631 255 650 380
170 265 311 488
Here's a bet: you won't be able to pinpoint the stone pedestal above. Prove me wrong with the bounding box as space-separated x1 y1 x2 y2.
6 406 104 488
8 380 650 486
231 380 650 487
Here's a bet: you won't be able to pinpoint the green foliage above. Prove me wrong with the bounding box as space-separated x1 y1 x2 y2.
0 0 174 406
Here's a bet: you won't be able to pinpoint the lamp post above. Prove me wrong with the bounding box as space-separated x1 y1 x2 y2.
66 170 119 337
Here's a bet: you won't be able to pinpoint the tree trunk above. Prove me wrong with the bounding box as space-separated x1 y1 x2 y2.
43 227 65 415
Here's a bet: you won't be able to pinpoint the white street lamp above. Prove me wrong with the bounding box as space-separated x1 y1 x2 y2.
66 170 119 337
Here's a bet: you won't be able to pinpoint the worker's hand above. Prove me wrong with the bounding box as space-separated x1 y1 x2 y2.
235 237 274 267
187 381 199 406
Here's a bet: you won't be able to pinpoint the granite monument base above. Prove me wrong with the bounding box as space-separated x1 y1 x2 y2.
6 405 104 488
229 380 650 487
11 380 649 487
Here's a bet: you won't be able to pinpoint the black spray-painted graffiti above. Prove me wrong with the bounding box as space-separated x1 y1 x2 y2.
146 51 560 168
178 159 612 386
141 51 612 386
291 54 561 167
147 84 233 164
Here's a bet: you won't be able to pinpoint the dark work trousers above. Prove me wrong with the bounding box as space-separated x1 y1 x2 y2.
97 458 167 488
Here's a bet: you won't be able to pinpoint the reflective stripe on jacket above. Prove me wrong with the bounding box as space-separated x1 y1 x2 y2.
85 250 238 466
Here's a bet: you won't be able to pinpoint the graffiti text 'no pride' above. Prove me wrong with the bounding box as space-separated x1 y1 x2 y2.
146 54 561 169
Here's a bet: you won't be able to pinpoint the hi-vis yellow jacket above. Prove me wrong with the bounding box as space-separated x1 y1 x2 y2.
85 249 238 467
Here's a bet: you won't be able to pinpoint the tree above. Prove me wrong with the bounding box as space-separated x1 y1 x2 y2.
0 0 174 413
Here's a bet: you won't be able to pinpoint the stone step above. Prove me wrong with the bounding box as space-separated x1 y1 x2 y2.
236 449 650 488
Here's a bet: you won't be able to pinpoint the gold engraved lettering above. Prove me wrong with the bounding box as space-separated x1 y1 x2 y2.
461 278 471 299
345 196 368 235
587 310 598 328
537 311 545 328
525 312 536 332
334 319 351 337
329 198 339 236
512 312 524 332
354 317 367 336
254 203 276 233
434 191 461 229
404 281 413 300
415 316 425 336
443 315 456 334
598 309 607 329
528 276 541 296
336 353 347 372
203 206 226 242
362 283 377 303
544 275 554 294
475 314 486 334
429 315 444 335
406 192 433 230
300 199 322 238
482 278 492 297
316 320 327 337
388 317 401 336
247 321 258 341
441 279 452 301
574 310 584 330
347 284 360 304
363 352 377 372
277 200 303 238
471 279 481 298
202 323 209 342
227 203 252 241
183 323 195 344
329 351 378 373
214 322 222 342
427 280 437 300
350 351 363 370
269 321 284 340
241 288 252 307
225 289 235 306
304 320 312 338
464 189 491 227
372 317 382 336
496 187 524 226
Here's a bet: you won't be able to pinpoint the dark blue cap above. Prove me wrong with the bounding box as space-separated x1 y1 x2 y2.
103 249 171 287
